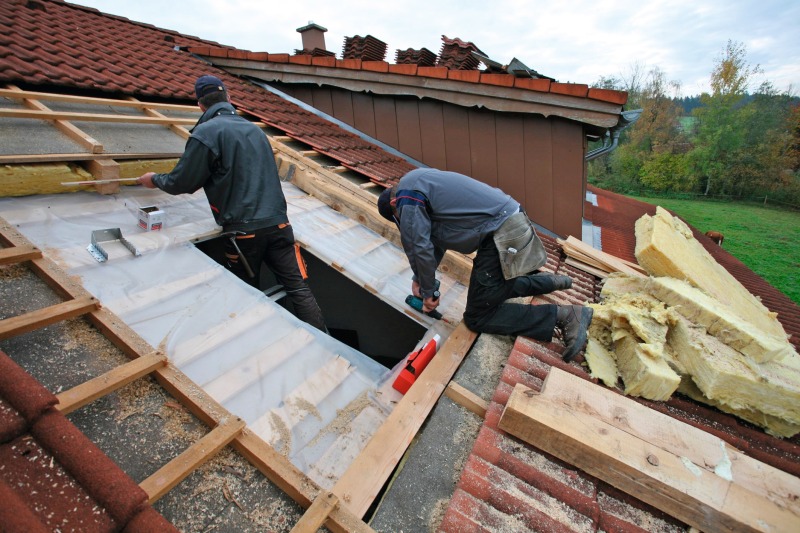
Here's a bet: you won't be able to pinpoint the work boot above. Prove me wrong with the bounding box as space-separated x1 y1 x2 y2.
535 272 573 291
555 305 594 362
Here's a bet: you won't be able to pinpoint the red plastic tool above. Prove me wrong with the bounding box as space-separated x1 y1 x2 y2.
392 334 441 394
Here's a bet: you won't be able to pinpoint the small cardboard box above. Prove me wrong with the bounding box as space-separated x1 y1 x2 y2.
138 205 165 231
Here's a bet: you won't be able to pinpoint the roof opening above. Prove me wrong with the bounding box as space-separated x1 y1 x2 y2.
195 236 426 368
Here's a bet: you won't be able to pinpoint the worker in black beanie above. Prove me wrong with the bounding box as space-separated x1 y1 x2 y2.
137 75 327 333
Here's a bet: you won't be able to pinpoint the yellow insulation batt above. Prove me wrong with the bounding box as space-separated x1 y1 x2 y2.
677 377 800 439
634 206 787 339
645 276 794 363
668 315 800 427
613 332 681 401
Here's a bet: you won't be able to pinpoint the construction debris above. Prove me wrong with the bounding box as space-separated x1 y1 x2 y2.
585 207 799 437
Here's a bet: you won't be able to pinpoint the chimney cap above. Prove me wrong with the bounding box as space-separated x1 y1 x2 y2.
297 22 328 33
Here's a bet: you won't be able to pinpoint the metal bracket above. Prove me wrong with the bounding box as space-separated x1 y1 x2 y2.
87 228 141 263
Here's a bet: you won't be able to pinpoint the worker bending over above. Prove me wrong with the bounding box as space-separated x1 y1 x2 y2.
378 168 593 361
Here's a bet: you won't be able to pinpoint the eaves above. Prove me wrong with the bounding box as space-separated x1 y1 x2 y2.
202 57 624 129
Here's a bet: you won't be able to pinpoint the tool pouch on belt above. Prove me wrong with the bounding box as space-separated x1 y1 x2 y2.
493 211 547 280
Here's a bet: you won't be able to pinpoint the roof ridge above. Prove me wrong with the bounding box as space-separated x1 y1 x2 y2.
185 45 628 105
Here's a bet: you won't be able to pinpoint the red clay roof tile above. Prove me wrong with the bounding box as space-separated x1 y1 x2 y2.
479 73 516 87
513 77 552 92
447 69 481 83
550 82 590 97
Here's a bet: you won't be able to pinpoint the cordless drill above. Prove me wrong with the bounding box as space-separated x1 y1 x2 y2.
405 279 442 320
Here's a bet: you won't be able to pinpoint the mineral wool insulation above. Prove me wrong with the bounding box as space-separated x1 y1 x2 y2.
0 182 466 489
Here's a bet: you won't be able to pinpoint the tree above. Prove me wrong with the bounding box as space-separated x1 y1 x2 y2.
590 65 690 192
689 40 760 195
689 41 796 199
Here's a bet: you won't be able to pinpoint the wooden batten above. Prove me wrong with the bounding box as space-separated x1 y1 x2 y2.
499 370 800 532
332 322 478 518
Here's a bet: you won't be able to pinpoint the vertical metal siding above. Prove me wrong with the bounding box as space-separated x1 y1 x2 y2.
523 118 554 231
418 100 447 169
395 100 424 162
551 119 584 238
495 114 525 202
274 85 587 237
442 105 471 175
312 88 335 116
352 92 377 138
374 98 400 149
468 111 498 187
331 89 356 126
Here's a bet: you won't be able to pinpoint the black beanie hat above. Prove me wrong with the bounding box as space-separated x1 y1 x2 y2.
377 187 395 222
195 75 226 99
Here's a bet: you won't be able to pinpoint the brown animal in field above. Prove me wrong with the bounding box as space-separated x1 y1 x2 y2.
705 230 724 245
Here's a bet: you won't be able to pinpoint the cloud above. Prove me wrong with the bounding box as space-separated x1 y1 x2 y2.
76 0 800 95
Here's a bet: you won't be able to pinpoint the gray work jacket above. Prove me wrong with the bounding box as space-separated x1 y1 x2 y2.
395 168 519 298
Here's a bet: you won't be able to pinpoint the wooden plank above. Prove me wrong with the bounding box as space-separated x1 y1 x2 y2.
291 492 339 533
0 296 99 340
84 159 122 194
0 153 182 164
56 352 167 414
533 368 800 514
498 369 800 533
6 84 104 153
564 256 609 279
0 244 42 265
0 108 199 126
560 236 645 277
140 417 246 503
127 96 192 139
0 87 199 112
445 381 488 418
332 322 478 517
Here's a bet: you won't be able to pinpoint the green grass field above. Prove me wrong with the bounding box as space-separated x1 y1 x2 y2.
630 196 800 305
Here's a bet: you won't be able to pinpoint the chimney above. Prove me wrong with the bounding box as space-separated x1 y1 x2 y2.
296 22 328 53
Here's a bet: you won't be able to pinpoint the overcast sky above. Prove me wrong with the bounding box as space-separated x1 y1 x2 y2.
75 0 799 96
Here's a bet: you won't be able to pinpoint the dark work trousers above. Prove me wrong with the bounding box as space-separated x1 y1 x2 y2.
462 233 558 340
224 224 327 332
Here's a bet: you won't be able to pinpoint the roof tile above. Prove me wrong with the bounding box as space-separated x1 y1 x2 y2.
479 73 515 87
447 69 481 83
513 77 551 92
550 82 589 97
588 87 628 105
289 54 312 65
361 60 389 73
418 65 449 79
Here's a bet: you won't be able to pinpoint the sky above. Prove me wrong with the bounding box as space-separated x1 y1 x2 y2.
74 0 799 97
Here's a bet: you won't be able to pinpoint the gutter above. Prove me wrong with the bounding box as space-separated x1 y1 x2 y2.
585 108 642 161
